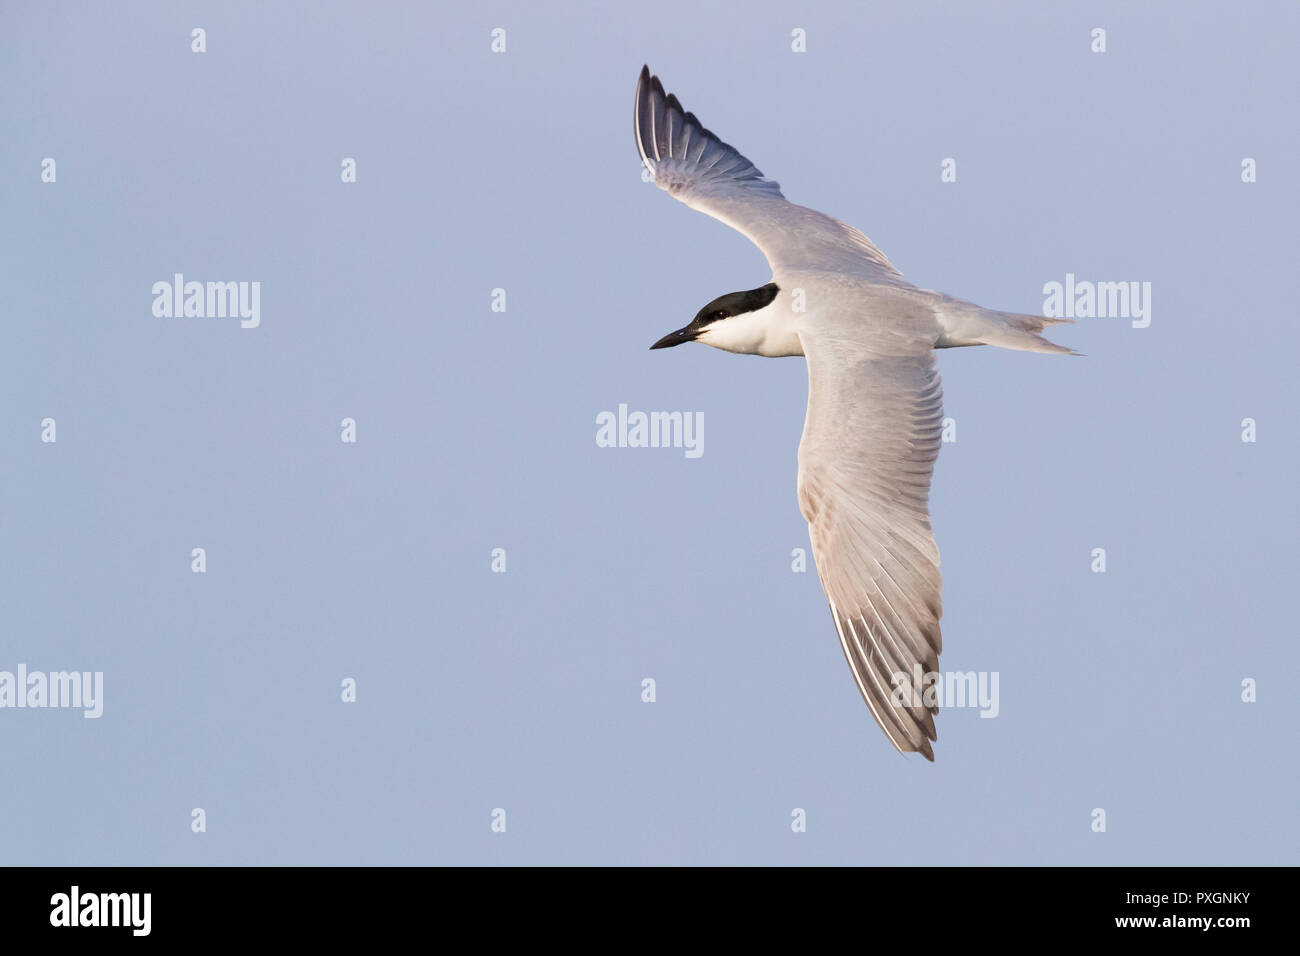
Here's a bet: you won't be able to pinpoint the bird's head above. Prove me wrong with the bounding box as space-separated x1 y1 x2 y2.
650 283 781 352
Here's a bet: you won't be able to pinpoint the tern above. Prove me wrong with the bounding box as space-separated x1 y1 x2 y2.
636 65 1074 760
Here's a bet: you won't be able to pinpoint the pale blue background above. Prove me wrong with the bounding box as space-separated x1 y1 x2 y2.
2 1 1296 865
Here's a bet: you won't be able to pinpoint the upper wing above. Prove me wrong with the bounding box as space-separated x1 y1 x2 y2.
796 324 945 759
635 66 906 284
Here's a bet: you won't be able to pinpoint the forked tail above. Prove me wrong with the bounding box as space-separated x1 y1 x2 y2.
931 294 1080 355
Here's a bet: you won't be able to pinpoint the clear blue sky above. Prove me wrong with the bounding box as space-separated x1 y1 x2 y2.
2 0 1296 864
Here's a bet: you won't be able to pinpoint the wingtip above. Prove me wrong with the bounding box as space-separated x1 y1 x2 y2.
634 66 654 167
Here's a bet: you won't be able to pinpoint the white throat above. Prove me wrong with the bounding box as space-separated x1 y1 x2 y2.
696 300 803 357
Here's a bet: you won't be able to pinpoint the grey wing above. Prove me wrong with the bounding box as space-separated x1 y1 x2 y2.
634 66 906 284
796 329 945 759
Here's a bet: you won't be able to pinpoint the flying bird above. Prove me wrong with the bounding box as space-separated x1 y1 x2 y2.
636 65 1074 760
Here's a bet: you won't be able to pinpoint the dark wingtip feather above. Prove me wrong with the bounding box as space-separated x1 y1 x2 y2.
633 65 784 197
634 66 658 166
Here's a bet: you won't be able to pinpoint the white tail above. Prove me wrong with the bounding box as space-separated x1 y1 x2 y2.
931 293 1079 355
